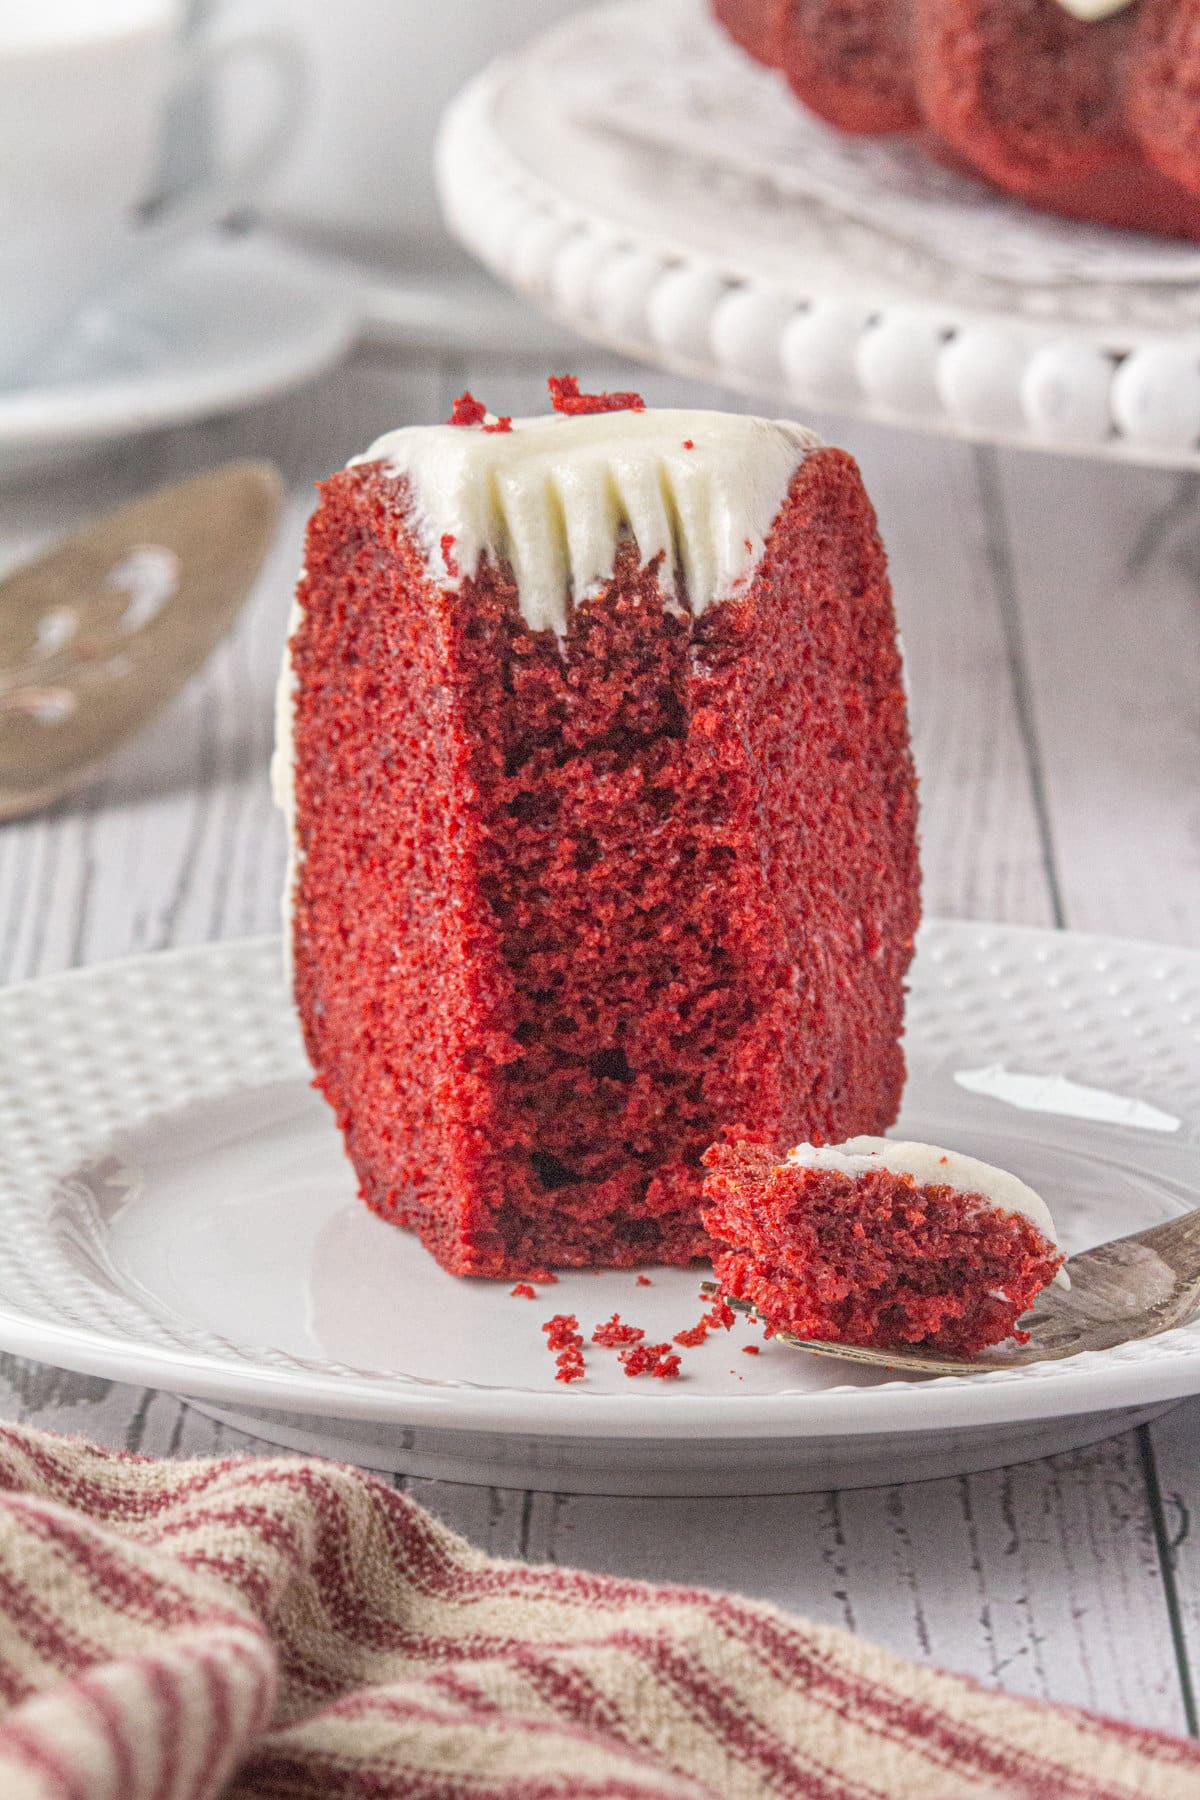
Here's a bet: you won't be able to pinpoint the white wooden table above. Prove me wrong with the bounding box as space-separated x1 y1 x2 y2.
2 330 1198 1740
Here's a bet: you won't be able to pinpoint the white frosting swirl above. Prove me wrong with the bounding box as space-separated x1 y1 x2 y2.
351 408 819 635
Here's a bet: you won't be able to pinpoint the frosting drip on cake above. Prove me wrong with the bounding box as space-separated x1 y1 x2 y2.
786 1138 1065 1272
351 410 820 635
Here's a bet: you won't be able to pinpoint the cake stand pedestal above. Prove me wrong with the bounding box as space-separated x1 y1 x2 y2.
435 0 1200 470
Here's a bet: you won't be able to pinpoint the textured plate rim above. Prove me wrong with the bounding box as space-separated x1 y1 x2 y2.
0 921 1198 1442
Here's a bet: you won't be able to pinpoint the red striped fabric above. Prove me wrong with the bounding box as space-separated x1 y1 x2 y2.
0 1425 1191 1800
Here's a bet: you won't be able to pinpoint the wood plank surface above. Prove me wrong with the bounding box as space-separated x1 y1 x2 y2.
520 1430 1183 1728
992 448 1200 944
0 339 1196 1737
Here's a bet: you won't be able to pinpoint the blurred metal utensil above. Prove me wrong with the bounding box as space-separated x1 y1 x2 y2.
701 1207 1200 1375
0 462 283 820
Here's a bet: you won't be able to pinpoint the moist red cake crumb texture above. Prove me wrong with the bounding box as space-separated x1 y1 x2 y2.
592 1315 645 1347
447 391 487 427
701 1142 1064 1356
712 0 1200 240
543 1313 581 1350
543 1313 586 1382
447 391 513 434
618 1342 682 1379
673 1298 738 1347
547 375 647 415
286 434 918 1279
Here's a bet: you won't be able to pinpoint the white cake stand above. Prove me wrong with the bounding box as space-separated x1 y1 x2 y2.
435 0 1200 470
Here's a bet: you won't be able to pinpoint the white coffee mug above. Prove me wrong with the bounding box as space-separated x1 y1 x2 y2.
0 0 305 387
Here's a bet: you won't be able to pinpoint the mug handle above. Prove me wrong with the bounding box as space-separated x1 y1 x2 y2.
113 23 308 283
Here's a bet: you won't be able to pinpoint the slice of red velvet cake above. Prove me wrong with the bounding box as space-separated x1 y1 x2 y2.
273 383 920 1279
702 1137 1065 1356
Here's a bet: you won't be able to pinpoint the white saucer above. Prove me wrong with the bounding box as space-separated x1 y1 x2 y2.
0 921 1198 1495
0 234 360 480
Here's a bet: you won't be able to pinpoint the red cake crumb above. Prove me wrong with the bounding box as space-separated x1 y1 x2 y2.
440 533 458 577
682 439 695 450
447 391 487 427
286 425 919 1278
447 392 512 434
671 1301 733 1344
544 1312 587 1383
548 375 646 416
636 1276 653 1287
592 1314 645 1348
510 1282 537 1299
702 1142 1064 1357
618 1341 681 1379
742 1345 761 1356
543 1313 582 1351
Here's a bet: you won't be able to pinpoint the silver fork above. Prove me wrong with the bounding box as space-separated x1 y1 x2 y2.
701 1209 1200 1375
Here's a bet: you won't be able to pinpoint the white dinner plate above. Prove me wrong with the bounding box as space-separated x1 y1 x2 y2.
1 922 1198 1494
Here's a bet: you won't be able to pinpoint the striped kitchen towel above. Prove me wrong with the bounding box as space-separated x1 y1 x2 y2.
0 1424 1192 1799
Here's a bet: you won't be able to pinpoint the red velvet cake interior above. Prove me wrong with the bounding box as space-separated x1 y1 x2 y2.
275 390 919 1279
702 1137 1065 1355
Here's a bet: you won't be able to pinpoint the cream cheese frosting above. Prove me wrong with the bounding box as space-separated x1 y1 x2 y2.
785 1137 1066 1283
350 409 820 635
1053 0 1134 19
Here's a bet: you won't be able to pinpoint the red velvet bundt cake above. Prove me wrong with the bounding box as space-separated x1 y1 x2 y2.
713 0 1200 240
273 382 919 1280
703 1137 1066 1355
